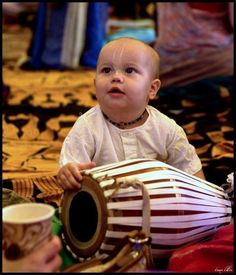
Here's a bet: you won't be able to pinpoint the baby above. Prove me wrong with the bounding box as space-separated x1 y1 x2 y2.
57 37 205 190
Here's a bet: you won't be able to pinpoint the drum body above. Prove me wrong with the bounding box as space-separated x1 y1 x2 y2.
60 158 232 260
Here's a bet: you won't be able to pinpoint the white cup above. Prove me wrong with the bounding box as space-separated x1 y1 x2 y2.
3 203 55 260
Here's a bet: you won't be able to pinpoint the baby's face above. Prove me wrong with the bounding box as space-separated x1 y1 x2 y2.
95 39 158 117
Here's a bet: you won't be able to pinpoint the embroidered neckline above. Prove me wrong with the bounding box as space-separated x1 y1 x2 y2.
103 110 146 129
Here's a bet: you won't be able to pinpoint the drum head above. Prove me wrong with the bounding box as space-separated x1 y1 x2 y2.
60 175 108 258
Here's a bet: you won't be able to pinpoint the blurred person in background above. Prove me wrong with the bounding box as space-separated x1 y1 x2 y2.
154 2 234 88
2 2 38 28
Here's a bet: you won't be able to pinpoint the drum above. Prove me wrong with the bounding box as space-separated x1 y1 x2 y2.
60 158 232 260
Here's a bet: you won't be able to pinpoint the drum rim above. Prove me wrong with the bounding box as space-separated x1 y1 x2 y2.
60 175 108 258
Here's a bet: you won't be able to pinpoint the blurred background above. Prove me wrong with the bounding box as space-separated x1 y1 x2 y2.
2 2 234 198
2 2 157 70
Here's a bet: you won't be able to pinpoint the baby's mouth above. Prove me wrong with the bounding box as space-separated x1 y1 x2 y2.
108 87 125 94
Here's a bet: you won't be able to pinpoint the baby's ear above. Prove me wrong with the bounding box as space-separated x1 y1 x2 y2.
149 78 161 99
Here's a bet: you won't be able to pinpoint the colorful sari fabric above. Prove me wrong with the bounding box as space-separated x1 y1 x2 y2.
154 3 234 87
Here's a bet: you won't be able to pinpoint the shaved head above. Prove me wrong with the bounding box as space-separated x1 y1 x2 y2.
98 37 160 79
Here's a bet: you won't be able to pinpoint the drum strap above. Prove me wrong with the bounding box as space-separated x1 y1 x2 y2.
108 178 151 237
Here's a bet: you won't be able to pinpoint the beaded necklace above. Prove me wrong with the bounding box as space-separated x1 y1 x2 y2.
103 110 146 129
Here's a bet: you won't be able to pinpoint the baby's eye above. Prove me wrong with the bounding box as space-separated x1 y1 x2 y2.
101 67 112 73
125 67 136 74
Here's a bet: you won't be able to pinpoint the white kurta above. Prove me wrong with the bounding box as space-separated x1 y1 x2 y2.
60 105 202 175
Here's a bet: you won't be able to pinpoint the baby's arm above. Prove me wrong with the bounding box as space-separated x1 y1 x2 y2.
193 169 205 180
57 162 96 190
166 120 205 179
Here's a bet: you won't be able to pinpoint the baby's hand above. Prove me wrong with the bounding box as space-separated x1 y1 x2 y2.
57 162 96 190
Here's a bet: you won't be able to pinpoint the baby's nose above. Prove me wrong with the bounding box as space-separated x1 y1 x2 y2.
111 70 124 82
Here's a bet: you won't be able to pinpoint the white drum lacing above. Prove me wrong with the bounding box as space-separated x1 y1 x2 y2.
106 177 151 238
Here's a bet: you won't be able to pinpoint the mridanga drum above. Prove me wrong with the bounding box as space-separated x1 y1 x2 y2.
60 158 232 260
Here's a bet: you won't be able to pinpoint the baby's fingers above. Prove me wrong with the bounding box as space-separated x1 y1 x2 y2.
67 164 83 182
61 173 81 190
57 166 82 190
78 162 96 171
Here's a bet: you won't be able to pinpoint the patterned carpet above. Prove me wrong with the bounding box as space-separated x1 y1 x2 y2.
3 67 96 179
2 26 234 207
